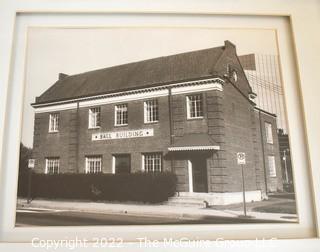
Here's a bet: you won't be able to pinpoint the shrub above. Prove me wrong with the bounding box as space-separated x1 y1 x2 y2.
17 143 33 197
30 172 177 203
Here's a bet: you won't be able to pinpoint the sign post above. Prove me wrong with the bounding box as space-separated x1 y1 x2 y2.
237 152 247 217
27 159 35 204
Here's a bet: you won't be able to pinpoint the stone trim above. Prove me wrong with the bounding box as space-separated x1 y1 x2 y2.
33 77 224 113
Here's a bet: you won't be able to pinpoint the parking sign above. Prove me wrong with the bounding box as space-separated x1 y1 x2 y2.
237 152 246 165
28 159 35 169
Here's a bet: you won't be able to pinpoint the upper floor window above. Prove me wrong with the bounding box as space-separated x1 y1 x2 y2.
49 113 59 132
85 155 102 174
45 157 59 174
268 156 277 177
115 104 128 126
232 70 238 82
186 94 203 119
142 153 162 172
88 107 101 129
265 122 273 144
144 99 159 123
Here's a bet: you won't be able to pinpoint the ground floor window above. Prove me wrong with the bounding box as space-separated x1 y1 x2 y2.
85 156 102 173
113 154 131 174
268 155 277 177
142 153 162 172
45 158 60 174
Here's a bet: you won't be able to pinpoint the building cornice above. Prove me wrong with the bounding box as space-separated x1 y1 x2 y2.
254 107 277 118
33 77 224 113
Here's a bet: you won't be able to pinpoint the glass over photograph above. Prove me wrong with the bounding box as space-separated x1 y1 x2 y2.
16 27 297 226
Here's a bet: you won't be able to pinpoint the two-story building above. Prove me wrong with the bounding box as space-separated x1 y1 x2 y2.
31 41 283 205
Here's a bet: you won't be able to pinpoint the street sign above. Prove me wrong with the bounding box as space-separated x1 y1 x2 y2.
237 152 247 217
237 152 246 165
28 159 35 169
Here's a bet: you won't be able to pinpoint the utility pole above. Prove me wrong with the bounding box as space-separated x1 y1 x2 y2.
27 159 35 204
237 152 247 217
241 163 247 217
283 149 289 184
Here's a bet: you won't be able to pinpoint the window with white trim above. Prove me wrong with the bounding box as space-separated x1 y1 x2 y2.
268 156 277 177
49 113 59 132
144 99 159 123
85 156 102 174
265 122 273 144
45 158 59 174
186 94 203 119
88 107 101 128
115 104 128 126
142 153 162 172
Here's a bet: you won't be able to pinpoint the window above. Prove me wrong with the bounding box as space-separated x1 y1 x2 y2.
265 122 273 144
144 99 159 123
49 113 59 132
186 94 203 119
232 70 238 82
115 104 128 126
113 154 131 174
45 158 59 174
88 107 101 128
268 156 277 177
85 156 102 174
142 153 162 172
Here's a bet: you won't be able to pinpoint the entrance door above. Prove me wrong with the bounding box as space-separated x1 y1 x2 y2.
114 154 131 174
191 157 208 193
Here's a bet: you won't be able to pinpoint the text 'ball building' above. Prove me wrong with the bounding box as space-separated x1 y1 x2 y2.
31 41 283 205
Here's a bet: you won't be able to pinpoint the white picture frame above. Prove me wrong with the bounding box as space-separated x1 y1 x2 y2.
0 0 320 251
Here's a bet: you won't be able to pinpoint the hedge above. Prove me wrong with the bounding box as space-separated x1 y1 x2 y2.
28 172 177 203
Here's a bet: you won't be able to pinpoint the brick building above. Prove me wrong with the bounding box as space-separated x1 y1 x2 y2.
31 41 283 205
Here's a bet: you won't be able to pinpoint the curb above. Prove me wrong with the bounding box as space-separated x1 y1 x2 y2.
17 201 295 223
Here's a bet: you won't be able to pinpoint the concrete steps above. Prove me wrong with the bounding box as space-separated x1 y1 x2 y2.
166 195 207 208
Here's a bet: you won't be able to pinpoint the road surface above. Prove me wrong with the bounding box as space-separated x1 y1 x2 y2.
15 208 284 226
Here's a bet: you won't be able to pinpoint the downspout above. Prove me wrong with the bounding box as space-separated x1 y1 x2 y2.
258 110 268 196
168 87 174 145
168 87 176 194
76 101 80 173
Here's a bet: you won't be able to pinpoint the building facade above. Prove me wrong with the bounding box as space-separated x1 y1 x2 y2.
31 41 283 205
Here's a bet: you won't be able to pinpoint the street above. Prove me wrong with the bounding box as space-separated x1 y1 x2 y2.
16 208 285 226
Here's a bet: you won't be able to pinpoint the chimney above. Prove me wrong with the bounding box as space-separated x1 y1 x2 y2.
224 40 236 50
59 73 68 80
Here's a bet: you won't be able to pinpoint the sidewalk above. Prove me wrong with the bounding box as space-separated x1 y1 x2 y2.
16 198 298 223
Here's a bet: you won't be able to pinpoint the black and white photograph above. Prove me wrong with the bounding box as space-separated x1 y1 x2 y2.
16 27 297 227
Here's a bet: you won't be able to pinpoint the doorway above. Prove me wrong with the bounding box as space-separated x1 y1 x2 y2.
190 156 208 193
113 154 131 174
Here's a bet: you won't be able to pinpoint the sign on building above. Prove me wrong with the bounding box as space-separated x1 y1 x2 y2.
237 152 246 165
92 128 154 141
28 159 35 169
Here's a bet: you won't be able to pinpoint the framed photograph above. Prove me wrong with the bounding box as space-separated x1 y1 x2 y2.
0 0 320 251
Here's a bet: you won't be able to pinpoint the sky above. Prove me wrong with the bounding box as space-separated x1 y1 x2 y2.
21 27 279 148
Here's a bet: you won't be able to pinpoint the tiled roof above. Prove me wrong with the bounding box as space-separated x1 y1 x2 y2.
35 44 227 104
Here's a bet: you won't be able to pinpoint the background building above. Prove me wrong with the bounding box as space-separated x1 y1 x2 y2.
239 54 286 132
239 53 293 191
31 41 283 205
